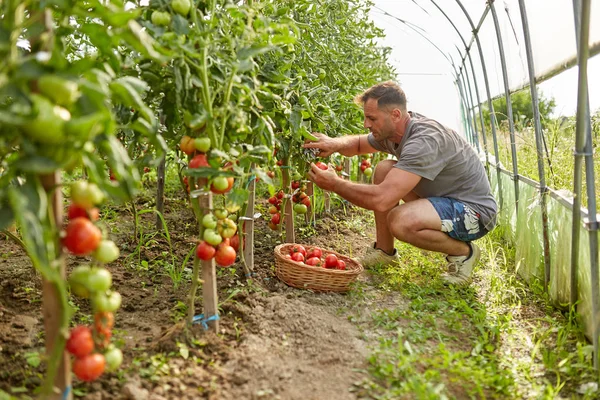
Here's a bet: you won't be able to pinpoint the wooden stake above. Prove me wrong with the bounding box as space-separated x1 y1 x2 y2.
199 192 218 332
156 156 166 230
242 177 255 272
281 165 295 243
40 172 71 400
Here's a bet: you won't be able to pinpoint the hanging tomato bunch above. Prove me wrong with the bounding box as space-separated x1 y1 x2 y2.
63 181 123 382
196 208 238 267
267 190 285 230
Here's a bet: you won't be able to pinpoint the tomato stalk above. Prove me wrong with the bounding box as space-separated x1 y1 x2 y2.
218 66 238 151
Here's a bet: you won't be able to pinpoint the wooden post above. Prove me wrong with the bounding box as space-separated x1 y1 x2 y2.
305 181 314 226
156 156 166 230
40 172 71 400
324 191 331 213
281 163 295 243
199 192 218 332
188 189 218 332
343 158 351 181
242 177 256 272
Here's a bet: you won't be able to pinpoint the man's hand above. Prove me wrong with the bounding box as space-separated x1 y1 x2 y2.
303 132 338 158
307 162 339 191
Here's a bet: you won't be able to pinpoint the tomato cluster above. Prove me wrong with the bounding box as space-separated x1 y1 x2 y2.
196 209 238 267
291 185 310 215
183 143 236 196
360 157 373 177
284 245 346 270
63 180 123 381
267 190 285 230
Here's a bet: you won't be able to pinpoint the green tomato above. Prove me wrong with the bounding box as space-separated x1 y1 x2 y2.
363 167 373 177
203 228 223 246
202 213 218 229
37 75 79 107
217 218 237 239
71 181 94 209
292 171 302 181
214 208 228 220
87 183 105 206
92 291 121 313
294 203 308 214
194 137 211 153
104 347 123 372
171 0 191 16
85 268 112 293
22 94 70 144
69 265 92 298
317 68 326 80
228 213 238 222
212 176 230 191
93 240 120 264
151 10 171 26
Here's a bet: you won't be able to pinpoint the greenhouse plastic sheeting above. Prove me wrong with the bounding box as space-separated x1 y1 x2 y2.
489 168 598 340
514 181 543 283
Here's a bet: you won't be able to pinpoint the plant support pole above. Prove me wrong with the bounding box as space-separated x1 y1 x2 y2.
490 0 520 216
455 0 504 210
517 0 552 291
572 0 599 370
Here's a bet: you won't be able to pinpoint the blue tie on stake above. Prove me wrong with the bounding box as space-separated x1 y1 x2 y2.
192 313 220 330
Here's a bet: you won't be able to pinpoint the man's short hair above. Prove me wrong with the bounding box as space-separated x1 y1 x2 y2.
354 81 407 111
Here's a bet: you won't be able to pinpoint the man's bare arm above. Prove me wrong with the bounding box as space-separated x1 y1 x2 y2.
303 133 378 157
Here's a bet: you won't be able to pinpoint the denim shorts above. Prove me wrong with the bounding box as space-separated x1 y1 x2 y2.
427 197 489 242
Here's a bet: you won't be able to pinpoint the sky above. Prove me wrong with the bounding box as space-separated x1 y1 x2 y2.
369 0 600 134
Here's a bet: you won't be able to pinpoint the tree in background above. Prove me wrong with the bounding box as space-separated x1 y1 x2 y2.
481 89 556 131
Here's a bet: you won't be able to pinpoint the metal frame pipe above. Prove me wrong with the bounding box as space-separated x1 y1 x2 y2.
458 70 476 144
461 54 481 151
516 0 552 292
490 0 520 216
455 0 504 211
429 0 490 167
571 0 599 371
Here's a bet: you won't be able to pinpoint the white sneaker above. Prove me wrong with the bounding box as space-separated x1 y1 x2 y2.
442 243 481 285
358 243 399 268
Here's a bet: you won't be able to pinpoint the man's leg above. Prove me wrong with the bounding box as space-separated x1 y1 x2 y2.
371 160 420 254
386 199 470 257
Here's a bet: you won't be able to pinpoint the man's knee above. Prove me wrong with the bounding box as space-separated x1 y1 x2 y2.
387 206 420 240
373 159 396 184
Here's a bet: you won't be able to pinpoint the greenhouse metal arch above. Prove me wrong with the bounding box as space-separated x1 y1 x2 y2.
376 0 599 369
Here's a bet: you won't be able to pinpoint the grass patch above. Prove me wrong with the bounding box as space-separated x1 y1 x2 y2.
353 227 598 399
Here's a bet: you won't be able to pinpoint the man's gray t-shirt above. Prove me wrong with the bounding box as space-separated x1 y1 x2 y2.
367 112 497 229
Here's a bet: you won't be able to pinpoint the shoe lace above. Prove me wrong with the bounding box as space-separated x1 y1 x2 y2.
446 260 464 274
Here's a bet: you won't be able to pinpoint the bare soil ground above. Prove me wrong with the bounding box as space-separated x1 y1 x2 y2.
0 193 400 400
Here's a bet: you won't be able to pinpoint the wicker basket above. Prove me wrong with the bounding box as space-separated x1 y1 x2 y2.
274 243 364 292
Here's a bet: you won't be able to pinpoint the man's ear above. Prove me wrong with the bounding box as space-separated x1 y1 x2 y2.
391 108 402 120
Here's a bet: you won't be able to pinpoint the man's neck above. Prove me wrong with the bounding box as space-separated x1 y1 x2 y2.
390 112 411 143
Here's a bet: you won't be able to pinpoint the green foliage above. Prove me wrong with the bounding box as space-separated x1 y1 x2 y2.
352 230 597 398
481 89 556 131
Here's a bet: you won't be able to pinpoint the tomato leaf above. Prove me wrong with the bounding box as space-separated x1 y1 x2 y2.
0 203 15 231
12 156 61 174
171 15 190 35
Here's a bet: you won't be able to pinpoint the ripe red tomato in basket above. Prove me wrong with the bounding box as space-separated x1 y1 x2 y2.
291 252 305 263
305 257 322 267
336 260 346 270
290 244 306 258
325 254 338 269
307 247 322 259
